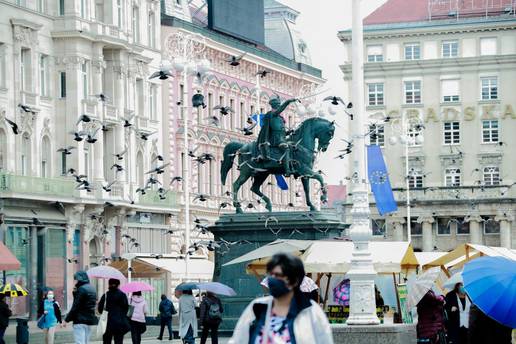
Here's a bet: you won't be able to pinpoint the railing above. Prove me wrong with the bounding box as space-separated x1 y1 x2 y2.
104 104 118 119
137 116 149 129
392 185 515 203
0 173 76 198
138 190 178 208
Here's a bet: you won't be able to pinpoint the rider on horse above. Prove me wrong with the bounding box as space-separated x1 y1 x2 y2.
256 97 298 177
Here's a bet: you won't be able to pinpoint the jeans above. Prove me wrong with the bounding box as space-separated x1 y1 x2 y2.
183 325 195 344
102 328 124 344
200 322 219 344
0 326 6 344
73 324 91 344
158 317 173 339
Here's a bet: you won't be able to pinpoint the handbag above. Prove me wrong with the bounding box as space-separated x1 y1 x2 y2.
96 293 108 337
37 315 46 329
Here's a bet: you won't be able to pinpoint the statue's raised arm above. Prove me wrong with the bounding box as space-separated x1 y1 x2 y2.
272 98 298 116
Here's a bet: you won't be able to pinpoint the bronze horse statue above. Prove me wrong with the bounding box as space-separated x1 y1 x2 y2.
221 117 335 213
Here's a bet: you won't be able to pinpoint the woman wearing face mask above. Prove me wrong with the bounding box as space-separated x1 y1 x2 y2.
37 290 62 344
445 282 471 344
230 253 334 344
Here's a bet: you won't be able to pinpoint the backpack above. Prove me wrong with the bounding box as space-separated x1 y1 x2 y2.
207 301 222 322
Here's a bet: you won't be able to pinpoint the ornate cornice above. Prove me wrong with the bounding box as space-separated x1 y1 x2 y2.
416 215 435 224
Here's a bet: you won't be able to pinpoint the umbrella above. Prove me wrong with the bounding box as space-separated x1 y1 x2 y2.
261 276 318 293
0 283 29 297
463 256 516 328
175 282 199 292
443 270 463 290
0 242 21 271
406 267 446 309
197 282 236 296
87 266 127 283
120 281 154 293
333 279 350 306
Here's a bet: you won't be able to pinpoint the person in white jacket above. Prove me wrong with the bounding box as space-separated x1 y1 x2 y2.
230 253 334 344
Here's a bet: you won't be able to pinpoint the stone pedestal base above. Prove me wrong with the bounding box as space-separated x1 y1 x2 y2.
332 324 416 344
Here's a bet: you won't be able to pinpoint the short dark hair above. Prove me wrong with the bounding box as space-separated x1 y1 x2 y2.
182 289 193 295
266 253 305 290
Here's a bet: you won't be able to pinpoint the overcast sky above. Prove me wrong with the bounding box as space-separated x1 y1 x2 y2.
280 0 387 185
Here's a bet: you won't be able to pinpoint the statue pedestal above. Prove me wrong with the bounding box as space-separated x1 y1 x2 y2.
332 324 416 344
209 209 346 331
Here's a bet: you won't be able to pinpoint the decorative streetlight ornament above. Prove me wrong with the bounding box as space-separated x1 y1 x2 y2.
327 104 337 116
197 59 211 75
317 108 327 117
172 57 186 72
388 136 398 145
306 103 317 116
295 102 307 116
415 135 425 145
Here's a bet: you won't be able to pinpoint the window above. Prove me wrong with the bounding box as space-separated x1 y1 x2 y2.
136 152 144 186
407 124 423 147
148 12 155 48
135 79 144 116
404 43 420 60
148 84 156 120
80 0 87 18
437 218 453 235
480 37 497 56
132 7 140 43
39 55 49 97
366 45 383 62
404 80 421 104
456 218 470 235
368 124 384 147
481 77 498 100
37 0 45 12
41 136 50 178
409 218 422 236
61 151 67 175
408 169 423 188
372 219 386 236
442 40 459 58
58 0 65 15
83 148 90 178
482 120 499 143
59 72 66 98
230 98 235 130
441 79 460 102
445 168 461 186
21 48 31 91
21 133 30 176
367 83 384 106
483 166 500 186
482 216 500 234
81 61 88 100
117 0 123 27
0 129 6 170
0 43 6 89
443 121 460 144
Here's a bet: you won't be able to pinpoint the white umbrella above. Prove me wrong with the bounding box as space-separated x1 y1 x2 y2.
406 267 446 309
443 270 463 290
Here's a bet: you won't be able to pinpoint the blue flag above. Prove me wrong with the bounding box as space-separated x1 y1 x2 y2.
367 145 397 216
251 114 265 126
275 175 288 190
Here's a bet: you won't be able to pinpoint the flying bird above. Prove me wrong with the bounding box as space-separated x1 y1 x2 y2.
146 162 170 175
193 194 210 202
102 180 118 192
133 129 157 141
114 147 128 160
57 146 76 155
226 52 247 66
91 93 110 102
4 118 20 134
149 66 173 80
256 69 271 78
170 176 183 185
213 105 234 116
70 131 86 142
323 96 345 106
122 114 135 128
76 114 92 125
110 163 124 172
18 103 34 113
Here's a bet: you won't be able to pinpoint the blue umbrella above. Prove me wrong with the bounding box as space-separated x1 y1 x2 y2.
175 282 198 292
462 256 516 328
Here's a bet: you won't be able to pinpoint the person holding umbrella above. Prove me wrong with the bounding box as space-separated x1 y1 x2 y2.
128 291 148 344
199 291 223 344
98 278 130 344
178 288 197 344
0 293 11 344
37 290 63 344
65 271 97 344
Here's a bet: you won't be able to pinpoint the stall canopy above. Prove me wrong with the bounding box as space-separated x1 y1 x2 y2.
422 244 516 276
0 242 21 271
414 252 447 267
223 240 313 266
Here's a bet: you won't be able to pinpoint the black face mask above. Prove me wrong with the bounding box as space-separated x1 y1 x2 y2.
268 277 291 298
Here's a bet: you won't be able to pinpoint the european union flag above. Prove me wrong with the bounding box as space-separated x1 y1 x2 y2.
367 145 397 216
251 114 265 127
275 175 288 190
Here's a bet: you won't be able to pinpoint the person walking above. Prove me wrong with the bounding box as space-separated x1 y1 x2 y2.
199 292 223 344
157 294 176 341
230 253 334 344
179 289 197 344
38 290 63 344
0 293 11 344
65 271 97 344
445 282 470 344
416 290 446 344
129 291 148 344
98 279 130 344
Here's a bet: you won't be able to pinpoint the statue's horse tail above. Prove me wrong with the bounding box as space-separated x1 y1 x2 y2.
221 141 244 185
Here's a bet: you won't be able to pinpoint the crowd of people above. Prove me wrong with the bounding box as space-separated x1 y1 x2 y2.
416 282 513 344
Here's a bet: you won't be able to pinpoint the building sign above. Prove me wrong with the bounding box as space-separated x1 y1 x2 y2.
397 284 413 324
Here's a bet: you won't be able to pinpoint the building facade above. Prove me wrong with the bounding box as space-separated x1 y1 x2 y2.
161 0 324 260
339 0 516 251
0 0 178 317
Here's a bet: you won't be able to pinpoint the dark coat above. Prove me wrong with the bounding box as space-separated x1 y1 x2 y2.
38 300 62 323
444 290 470 344
416 290 445 340
98 288 130 335
158 298 176 319
468 304 512 344
199 294 223 324
0 300 11 329
65 271 98 325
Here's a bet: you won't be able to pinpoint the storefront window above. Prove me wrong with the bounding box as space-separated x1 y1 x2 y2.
4 226 30 316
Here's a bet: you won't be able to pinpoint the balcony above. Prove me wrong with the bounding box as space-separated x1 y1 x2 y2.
0 173 76 199
392 185 515 204
138 190 178 208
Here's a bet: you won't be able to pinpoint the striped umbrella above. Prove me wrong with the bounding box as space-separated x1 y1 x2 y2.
0 283 29 297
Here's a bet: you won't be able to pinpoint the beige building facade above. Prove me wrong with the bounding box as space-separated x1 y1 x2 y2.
339 0 516 251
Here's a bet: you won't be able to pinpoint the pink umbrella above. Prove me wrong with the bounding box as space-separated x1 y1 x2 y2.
87 266 127 283
120 281 154 293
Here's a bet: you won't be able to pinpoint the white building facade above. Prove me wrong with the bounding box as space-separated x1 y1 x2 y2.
339 0 516 251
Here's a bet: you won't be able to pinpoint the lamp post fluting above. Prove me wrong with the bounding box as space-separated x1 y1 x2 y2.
346 0 380 325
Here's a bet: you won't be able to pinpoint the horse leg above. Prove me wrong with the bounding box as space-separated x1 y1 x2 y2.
251 173 273 212
232 173 249 214
311 172 328 204
301 177 316 211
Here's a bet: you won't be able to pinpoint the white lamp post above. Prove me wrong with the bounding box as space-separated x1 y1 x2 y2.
346 0 380 325
165 32 210 280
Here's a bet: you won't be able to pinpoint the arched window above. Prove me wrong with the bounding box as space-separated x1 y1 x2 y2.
0 129 6 171
21 133 31 176
136 151 144 186
41 136 51 178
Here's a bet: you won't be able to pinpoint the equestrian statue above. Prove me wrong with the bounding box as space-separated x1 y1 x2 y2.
221 97 335 213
